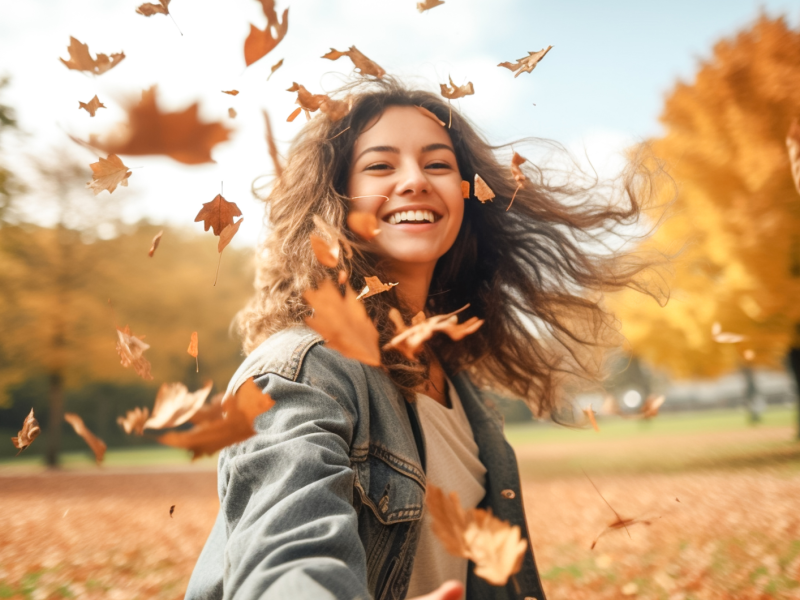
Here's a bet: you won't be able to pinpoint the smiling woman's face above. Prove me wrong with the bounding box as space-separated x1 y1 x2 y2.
347 105 464 274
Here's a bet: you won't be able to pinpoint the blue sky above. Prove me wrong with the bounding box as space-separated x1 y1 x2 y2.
0 0 797 244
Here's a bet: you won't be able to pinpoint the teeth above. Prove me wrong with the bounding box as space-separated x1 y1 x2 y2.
388 209 437 224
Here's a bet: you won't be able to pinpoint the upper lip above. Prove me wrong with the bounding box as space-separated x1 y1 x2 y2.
380 203 443 222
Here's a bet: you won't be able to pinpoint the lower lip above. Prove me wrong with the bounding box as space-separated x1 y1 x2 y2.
383 220 440 231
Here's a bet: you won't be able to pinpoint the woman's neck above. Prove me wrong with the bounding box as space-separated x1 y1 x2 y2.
385 261 435 314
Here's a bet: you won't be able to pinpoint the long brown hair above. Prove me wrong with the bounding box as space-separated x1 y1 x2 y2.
237 76 664 415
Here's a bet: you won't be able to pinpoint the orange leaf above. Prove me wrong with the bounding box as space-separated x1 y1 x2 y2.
506 152 528 210
86 154 131 195
144 381 213 430
64 413 107 464
287 82 352 122
440 76 474 100
11 409 40 454
640 395 665 419
322 46 385 78
415 105 445 127
384 305 484 360
474 174 495 203
188 392 224 425
356 276 398 300
117 407 149 435
187 331 198 358
148 230 163 257
461 180 470 199
287 106 302 122
60 37 125 75
347 211 380 240
417 0 445 12
303 279 381 366
158 378 274 459
222 89 240 96
244 1 289 67
267 58 284 80
136 0 170 16
498 46 553 78
583 406 600 432
194 194 242 236
310 215 353 268
262 109 284 177
116 325 153 380
228 107 237 119
218 218 243 252
96 86 231 165
78 95 106 117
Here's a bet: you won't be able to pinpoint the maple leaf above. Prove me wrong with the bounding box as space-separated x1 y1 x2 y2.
96 86 231 165
286 83 352 122
498 46 553 78
187 331 199 372
267 58 284 80
117 407 150 435
79 95 106 117
218 218 243 252
60 37 125 75
148 230 163 257
506 152 527 211
322 46 385 78
244 0 289 67
86 154 131 195
417 0 445 12
474 174 495 203
116 325 153 381
440 76 474 100
347 211 380 240
194 194 242 236
304 279 381 366
228 108 237 119
461 180 470 199
11 409 40 454
136 0 169 16
222 90 239 96
356 276 399 300
583 406 600 432
427 484 527 587
64 413 107 464
144 381 213 430
158 377 275 459
415 105 445 127
384 305 484 361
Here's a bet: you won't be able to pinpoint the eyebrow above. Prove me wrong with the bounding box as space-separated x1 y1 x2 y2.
354 143 455 163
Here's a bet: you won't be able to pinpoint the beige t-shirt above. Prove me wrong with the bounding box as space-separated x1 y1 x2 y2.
405 380 487 598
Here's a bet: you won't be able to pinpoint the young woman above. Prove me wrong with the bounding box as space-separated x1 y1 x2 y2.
186 77 655 600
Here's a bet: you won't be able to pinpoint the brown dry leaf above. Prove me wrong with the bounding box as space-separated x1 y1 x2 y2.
585 472 659 550
116 325 153 380
787 120 800 195
144 381 213 430
136 0 169 16
117 407 149 435
86 154 131 195
228 107 237 119
158 377 275 459
60 37 125 75
506 152 527 211
415 105 445 127
461 180 470 199
96 86 231 165
384 305 484 361
194 194 242 236
417 0 445 12
427 484 527 587
322 46 385 78
222 90 239 96
287 107 303 122
303 279 381 366
440 76 474 100
640 395 665 419
218 217 243 252
356 276 399 300
262 109 284 178
187 331 199 372
286 83 352 122
79 95 106 117
244 0 289 67
498 46 553 78
347 212 380 240
473 174 495 203
583 406 600 432
267 58 284 80
12 409 40 454
148 230 163 257
189 392 224 424
64 413 107 464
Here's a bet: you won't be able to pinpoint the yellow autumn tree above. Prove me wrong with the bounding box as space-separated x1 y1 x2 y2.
609 15 800 430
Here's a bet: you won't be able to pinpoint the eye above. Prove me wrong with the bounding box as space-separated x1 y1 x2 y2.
426 162 451 170
365 163 392 171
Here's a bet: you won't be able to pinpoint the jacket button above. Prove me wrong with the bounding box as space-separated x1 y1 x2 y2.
501 489 516 499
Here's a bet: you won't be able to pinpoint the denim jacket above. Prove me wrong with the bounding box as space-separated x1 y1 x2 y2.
185 326 547 600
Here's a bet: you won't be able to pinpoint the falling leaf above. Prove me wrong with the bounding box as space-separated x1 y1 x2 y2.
427 484 527 587
286 82 352 122
417 0 445 12
507 152 527 211
322 46 385 78
415 105 445 127
310 215 353 268
148 230 163 257
64 413 107 464
473 174 495 203
86 154 131 195
440 76 474 100
461 180 470 199
228 107 237 119
60 37 125 75
711 322 746 343
583 406 600 432
95 86 231 165
158 377 275 459
194 194 242 236
187 331 199 372
498 46 553 78
11 409 40 454
347 212 380 240
787 120 800 196
170 504 175 517
262 109 284 178
117 407 150 435
267 58 284 80
287 107 302 122
79 95 106 117
189 392 224 424
144 381 213 430
116 325 153 380
303 279 381 366
136 0 169 16
218 217 243 252
640 395 665 419
356 276 399 300
384 305 484 361
244 0 289 67
585 472 659 550
222 90 239 96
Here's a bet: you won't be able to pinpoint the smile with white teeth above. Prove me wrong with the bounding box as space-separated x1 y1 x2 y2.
386 209 438 225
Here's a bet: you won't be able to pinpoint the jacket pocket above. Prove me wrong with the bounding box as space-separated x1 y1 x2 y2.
353 446 425 526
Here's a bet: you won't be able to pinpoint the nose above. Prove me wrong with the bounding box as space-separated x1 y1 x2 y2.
397 161 431 197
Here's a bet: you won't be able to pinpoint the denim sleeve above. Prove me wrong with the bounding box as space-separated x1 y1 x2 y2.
218 348 370 600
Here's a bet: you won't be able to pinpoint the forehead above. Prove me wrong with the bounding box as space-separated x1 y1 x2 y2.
352 105 453 154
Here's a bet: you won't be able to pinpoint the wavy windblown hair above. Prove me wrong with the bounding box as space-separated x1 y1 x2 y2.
236 76 664 415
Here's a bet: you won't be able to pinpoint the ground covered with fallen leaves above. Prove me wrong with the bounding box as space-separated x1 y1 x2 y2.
1 423 799 599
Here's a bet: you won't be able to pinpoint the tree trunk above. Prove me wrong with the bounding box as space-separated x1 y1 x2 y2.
741 366 762 424
788 347 800 441
45 371 64 467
